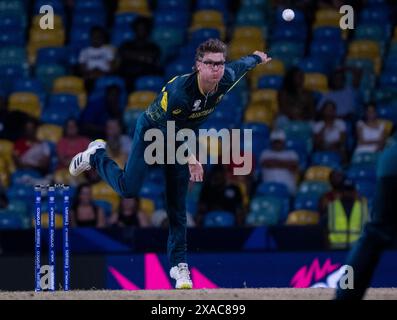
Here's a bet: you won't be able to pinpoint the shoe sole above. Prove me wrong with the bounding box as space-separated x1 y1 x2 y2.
69 152 90 176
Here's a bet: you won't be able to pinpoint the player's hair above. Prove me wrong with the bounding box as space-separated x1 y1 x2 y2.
193 38 227 71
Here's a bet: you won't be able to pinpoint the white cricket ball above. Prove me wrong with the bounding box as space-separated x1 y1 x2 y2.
282 8 295 21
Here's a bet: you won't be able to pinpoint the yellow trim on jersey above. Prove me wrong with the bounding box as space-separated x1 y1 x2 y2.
161 91 168 111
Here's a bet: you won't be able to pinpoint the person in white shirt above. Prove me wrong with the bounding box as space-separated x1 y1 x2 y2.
313 100 347 160
354 103 387 155
78 26 116 86
260 129 299 194
316 68 362 120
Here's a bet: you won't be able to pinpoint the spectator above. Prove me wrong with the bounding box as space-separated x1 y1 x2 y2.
109 197 151 227
57 118 90 169
313 100 347 160
118 16 162 91
316 68 362 120
278 67 315 124
80 85 122 139
13 118 50 174
105 119 132 168
259 129 299 194
70 183 106 228
326 178 368 249
197 164 244 226
78 26 116 90
354 104 387 155
319 169 346 219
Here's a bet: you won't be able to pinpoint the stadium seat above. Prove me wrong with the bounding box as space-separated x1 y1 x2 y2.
117 0 151 15
8 92 41 119
304 72 328 93
36 124 63 143
250 89 278 113
347 165 377 183
293 194 320 211
236 8 266 27
135 76 164 92
191 10 225 38
92 181 120 212
286 210 320 225
351 152 379 167
257 75 283 90
31 14 64 30
249 59 285 88
255 182 289 198
35 64 66 93
311 151 341 169
313 27 342 42
246 196 282 226
127 91 157 110
232 26 263 42
281 121 312 141
298 181 331 197
229 38 266 61
299 58 327 74
52 76 86 107
304 166 332 182
203 210 235 227
0 212 24 230
0 47 27 66
314 9 341 28
244 104 274 126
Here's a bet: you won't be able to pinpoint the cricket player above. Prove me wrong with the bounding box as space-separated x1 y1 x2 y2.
335 137 397 299
69 39 271 289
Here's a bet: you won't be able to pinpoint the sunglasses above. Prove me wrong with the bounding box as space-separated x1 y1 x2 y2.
199 60 226 68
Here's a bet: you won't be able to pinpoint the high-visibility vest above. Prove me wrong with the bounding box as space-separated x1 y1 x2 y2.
328 198 368 249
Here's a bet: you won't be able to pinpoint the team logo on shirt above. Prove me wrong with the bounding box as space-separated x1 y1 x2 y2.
192 99 202 111
172 109 182 115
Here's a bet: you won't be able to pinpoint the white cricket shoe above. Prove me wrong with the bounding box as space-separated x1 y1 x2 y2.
170 263 193 289
69 139 106 176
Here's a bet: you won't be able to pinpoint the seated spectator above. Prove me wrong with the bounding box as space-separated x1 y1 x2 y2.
259 130 299 194
13 118 50 174
278 67 315 124
354 104 387 155
79 85 122 139
70 183 106 228
313 100 347 161
79 26 116 90
57 118 90 169
118 16 162 91
316 67 362 120
197 164 244 226
105 118 132 168
326 178 368 249
109 197 151 227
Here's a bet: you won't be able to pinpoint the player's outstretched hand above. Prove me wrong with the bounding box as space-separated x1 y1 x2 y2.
189 161 203 182
253 51 272 64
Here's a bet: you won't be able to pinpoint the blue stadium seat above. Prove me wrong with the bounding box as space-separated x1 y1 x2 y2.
35 63 66 92
0 29 24 46
379 73 397 88
360 7 390 23
246 196 282 226
347 165 377 183
355 180 376 200
111 26 135 46
11 169 42 186
236 8 266 27
42 94 80 125
135 75 164 92
310 40 345 68
0 14 26 29
191 28 221 43
165 58 193 79
36 47 69 66
74 0 104 11
204 210 235 227
156 0 190 12
351 152 379 167
94 76 126 94
196 0 228 22
114 13 139 28
0 65 28 93
285 138 309 169
298 181 331 197
271 25 307 42
313 27 342 42
34 0 64 13
13 78 44 95
255 182 289 198
377 104 397 124
257 75 283 89
154 10 190 28
0 212 24 230
152 27 186 61
311 151 341 169
293 194 320 211
70 26 91 49
0 47 26 66
299 57 327 73
72 12 106 28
